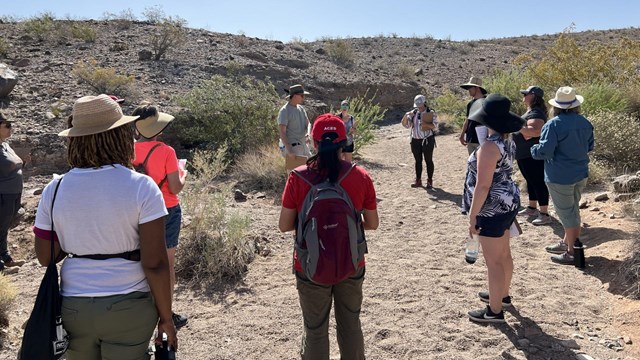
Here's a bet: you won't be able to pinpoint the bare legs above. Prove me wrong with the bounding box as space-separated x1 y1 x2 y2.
480 232 512 313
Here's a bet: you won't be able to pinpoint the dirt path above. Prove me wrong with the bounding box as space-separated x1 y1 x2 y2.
1 123 639 359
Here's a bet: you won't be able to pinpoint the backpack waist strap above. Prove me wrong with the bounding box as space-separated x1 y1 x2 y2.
68 249 141 262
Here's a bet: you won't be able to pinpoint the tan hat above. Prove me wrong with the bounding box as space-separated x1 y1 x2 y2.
135 109 175 139
285 84 310 99
460 76 488 94
548 86 584 109
59 94 139 137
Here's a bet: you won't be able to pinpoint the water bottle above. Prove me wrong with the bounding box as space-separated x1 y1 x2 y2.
465 234 480 264
573 238 586 269
155 333 176 360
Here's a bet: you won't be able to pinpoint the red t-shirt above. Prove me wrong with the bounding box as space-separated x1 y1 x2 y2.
133 141 180 208
282 161 377 272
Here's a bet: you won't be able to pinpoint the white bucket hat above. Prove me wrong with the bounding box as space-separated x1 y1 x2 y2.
548 86 584 109
413 94 426 107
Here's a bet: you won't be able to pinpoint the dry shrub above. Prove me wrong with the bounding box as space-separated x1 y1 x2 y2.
590 110 640 172
621 237 640 299
326 39 354 67
72 59 135 95
0 38 8 58
396 63 414 81
150 17 186 60
70 23 97 43
233 144 286 195
0 274 16 327
176 148 254 287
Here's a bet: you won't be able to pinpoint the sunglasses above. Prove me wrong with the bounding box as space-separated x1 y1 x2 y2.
1 122 11 129
341 105 349 109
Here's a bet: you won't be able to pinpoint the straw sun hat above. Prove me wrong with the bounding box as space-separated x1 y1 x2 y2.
548 86 584 109
135 108 175 139
59 94 138 137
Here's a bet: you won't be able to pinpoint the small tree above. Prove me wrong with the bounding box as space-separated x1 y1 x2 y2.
151 17 186 60
340 91 386 157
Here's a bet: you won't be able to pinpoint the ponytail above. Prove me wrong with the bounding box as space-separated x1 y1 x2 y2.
306 138 346 183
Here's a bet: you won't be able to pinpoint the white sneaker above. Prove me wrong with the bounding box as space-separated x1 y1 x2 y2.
518 207 538 217
532 213 551 225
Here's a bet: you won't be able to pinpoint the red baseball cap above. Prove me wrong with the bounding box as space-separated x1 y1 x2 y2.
311 113 347 143
108 95 125 104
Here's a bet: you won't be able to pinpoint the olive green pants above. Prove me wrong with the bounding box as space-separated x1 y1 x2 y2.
296 267 366 360
62 291 158 360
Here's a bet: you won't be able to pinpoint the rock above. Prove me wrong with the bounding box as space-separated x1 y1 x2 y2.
612 174 640 192
255 192 266 199
138 49 153 61
414 68 423 76
12 58 30 67
45 111 56 120
234 189 247 201
560 339 581 349
32 187 43 196
590 207 600 211
623 335 632 344
609 214 616 219
0 63 19 98
314 48 326 55
579 200 589 209
274 44 285 50
572 333 585 339
594 193 609 201
576 354 595 360
517 338 530 348
614 193 634 202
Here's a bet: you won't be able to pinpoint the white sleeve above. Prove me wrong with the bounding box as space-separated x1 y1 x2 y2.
34 177 62 231
138 177 169 225
476 126 488 145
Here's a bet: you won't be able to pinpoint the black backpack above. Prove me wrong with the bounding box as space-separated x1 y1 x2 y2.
135 143 167 188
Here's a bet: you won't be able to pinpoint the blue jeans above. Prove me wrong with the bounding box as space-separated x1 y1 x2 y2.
165 204 182 249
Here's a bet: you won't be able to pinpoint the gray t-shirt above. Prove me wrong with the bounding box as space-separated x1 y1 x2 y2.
277 103 309 144
0 142 23 194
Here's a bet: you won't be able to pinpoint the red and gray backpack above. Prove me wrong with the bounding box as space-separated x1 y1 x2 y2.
293 163 367 285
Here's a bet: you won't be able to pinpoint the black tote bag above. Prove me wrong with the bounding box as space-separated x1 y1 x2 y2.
19 178 69 359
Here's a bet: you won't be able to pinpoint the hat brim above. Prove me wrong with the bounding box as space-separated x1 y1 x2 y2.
461 84 487 94
135 112 175 139
468 100 525 134
59 115 139 137
286 91 310 99
548 95 584 109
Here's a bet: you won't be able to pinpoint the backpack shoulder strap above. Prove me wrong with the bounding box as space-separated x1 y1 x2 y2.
292 167 316 187
337 162 356 184
140 143 163 169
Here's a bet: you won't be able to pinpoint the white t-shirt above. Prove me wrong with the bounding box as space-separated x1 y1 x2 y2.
35 164 168 297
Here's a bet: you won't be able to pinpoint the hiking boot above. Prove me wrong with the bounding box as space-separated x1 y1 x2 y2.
468 305 505 324
545 241 567 254
410 179 422 188
172 312 188 329
478 291 512 307
518 206 538 217
3 257 26 267
551 252 574 265
532 213 552 226
425 179 433 189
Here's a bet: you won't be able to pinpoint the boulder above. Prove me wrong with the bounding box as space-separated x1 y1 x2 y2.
138 49 153 61
0 63 19 98
612 174 640 193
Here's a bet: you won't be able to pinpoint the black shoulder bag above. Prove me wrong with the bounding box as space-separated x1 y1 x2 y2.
19 177 69 360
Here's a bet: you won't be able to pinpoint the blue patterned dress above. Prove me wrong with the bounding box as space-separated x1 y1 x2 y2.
462 134 520 217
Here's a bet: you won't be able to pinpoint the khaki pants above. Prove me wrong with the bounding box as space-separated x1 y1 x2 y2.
62 291 158 360
296 267 365 360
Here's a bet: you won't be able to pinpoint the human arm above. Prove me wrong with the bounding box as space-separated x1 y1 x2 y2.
459 119 469 145
278 207 297 232
167 170 186 195
401 111 413 129
530 122 557 160
0 145 22 175
362 209 379 230
278 124 295 157
34 234 66 265
139 217 177 351
519 118 544 140
467 142 501 237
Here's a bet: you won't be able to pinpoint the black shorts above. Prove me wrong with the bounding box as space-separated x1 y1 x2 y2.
476 209 518 238
343 143 354 153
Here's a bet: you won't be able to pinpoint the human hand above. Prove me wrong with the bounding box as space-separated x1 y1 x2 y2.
156 317 178 351
459 133 467 146
468 216 480 238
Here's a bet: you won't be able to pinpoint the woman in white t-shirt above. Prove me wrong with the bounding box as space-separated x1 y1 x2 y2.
33 95 177 359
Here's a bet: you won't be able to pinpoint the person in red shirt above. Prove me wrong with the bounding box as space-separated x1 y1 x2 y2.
132 104 188 329
279 113 379 359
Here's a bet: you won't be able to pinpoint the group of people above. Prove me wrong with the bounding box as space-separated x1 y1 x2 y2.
29 94 188 358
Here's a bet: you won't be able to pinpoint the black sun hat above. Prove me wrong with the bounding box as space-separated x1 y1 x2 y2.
468 94 525 134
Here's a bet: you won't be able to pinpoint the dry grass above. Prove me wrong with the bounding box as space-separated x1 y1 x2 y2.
233 144 287 196
0 274 16 327
621 236 640 299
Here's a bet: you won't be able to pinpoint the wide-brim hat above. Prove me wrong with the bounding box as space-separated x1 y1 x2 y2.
548 86 584 109
59 94 139 137
285 84 310 99
468 94 525 134
460 76 488 94
311 113 347 143
135 111 175 139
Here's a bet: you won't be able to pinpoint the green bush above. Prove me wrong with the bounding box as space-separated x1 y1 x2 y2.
71 23 97 43
345 92 387 157
22 12 56 41
484 69 532 115
150 17 187 60
578 83 628 115
174 74 280 158
589 110 640 172
326 39 354 67
0 274 16 327
434 90 467 129
177 150 254 286
72 60 135 95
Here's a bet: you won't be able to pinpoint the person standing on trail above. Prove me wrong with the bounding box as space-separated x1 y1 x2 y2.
459 77 488 155
33 94 177 358
279 114 379 360
531 87 594 265
513 86 552 226
462 94 523 324
278 84 312 160
132 103 189 330
0 112 27 274
401 94 438 189
336 99 357 162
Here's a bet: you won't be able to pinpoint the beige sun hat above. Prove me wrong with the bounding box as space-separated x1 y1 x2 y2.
135 109 175 139
59 94 139 137
548 86 584 109
460 76 488 94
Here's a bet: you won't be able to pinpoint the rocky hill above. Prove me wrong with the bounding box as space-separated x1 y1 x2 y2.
1 19 639 176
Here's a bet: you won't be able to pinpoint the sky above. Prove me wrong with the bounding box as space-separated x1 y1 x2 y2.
3 1 639 42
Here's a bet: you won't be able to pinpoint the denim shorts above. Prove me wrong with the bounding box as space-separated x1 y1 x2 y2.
476 209 518 238
165 204 182 249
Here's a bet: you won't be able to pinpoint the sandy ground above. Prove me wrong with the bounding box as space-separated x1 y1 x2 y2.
1 123 639 360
